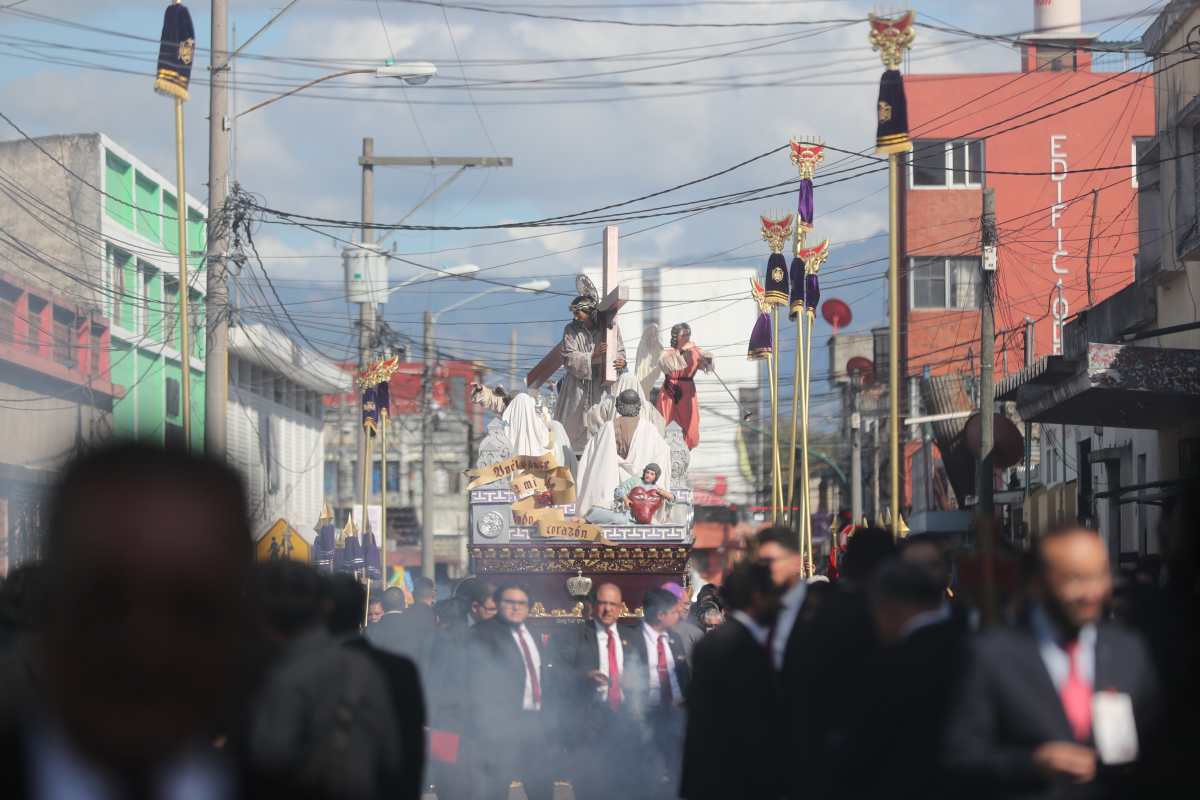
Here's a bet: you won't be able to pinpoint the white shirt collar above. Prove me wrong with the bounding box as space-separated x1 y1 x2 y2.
730 610 771 646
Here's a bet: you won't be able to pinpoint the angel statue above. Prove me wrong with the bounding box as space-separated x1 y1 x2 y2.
552 275 626 451
638 322 712 451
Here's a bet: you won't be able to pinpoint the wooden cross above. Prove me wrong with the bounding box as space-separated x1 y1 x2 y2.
526 225 628 388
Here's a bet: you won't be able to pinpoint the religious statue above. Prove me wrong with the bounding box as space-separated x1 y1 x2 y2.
470 387 575 477
583 371 666 440
585 463 674 525
652 322 712 451
553 276 627 451
575 389 672 519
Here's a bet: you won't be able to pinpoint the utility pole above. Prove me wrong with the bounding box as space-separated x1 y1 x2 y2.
1023 317 1035 540
849 385 863 525
871 419 881 525
1085 189 1098 308
204 0 230 458
509 328 518 390
978 188 997 517
422 310 435 581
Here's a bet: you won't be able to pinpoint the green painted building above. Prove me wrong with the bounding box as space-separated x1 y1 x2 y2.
99 135 207 450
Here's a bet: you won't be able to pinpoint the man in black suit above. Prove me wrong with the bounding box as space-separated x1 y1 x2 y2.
550 581 642 799
467 582 554 800
0 444 296 798
945 524 1163 799
368 581 437 675
628 588 689 795
680 561 782 800
327 574 427 800
836 558 967 799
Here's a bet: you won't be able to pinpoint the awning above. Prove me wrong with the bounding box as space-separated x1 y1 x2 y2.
1010 343 1200 428
995 355 1078 402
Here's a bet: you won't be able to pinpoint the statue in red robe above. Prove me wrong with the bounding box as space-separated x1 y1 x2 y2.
654 323 712 451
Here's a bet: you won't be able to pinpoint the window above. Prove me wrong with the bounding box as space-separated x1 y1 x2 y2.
52 307 74 368
134 173 160 243
90 325 103 375
1037 46 1076 72
166 376 181 418
324 461 338 497
162 276 179 350
0 281 17 346
108 247 132 329
163 192 179 255
140 264 156 337
386 462 400 492
910 257 981 309
911 139 984 187
105 151 134 228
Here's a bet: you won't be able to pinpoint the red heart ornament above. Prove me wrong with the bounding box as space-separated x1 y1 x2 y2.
627 486 665 525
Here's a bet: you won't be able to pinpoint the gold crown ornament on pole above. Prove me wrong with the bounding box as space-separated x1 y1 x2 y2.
869 11 916 156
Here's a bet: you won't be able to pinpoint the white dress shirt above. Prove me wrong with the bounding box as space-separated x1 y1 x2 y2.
730 610 771 647
511 623 543 711
770 580 807 670
642 622 682 706
1031 604 1096 691
594 620 624 702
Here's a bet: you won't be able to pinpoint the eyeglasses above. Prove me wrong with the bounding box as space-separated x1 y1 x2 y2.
500 597 529 607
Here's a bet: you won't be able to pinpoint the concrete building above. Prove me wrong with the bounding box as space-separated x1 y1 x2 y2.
895 1 1156 512
998 0 1200 565
0 133 207 452
0 271 116 573
610 265 761 508
228 323 346 540
323 358 484 583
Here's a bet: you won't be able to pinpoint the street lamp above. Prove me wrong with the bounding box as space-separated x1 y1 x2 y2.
237 62 438 118
385 264 480 299
420 277 551 582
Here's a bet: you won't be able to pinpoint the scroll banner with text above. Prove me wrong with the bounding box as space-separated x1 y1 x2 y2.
466 452 596 540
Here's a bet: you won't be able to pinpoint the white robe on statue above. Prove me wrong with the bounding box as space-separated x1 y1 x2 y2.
503 394 576 478
575 418 672 519
583 372 667 440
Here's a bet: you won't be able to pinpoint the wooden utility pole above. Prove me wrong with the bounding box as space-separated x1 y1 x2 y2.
977 187 999 626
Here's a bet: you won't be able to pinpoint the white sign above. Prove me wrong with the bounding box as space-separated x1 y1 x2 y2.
1050 135 1070 275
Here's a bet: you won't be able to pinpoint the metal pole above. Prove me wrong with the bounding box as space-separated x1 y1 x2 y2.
1023 317 1035 541
174 98 192 451
380 412 388 588
204 0 230 458
887 153 902 538
850 385 863 525
422 310 436 580
358 138 377 566
978 188 997 518
800 311 815 571
871 419 881 525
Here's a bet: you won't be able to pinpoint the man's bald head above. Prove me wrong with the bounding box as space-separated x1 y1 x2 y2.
40 443 253 772
1035 525 1111 634
594 582 623 626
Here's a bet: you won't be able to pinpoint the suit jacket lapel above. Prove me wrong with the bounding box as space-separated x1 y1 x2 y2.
1018 629 1074 739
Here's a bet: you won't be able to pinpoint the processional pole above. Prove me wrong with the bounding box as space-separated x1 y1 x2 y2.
869 11 916 540
760 215 793 522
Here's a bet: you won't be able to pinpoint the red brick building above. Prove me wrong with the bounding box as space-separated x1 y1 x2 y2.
899 4 1154 508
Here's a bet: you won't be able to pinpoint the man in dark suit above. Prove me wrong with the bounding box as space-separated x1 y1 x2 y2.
368 580 437 675
945 524 1163 799
550 582 642 799
836 558 967 799
627 588 689 795
327 574 427 800
681 561 782 800
0 444 298 798
467 582 554 800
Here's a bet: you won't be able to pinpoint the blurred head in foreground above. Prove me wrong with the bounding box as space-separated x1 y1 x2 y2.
40 443 252 773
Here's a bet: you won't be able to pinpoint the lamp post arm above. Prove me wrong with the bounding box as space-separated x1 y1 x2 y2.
237 68 369 118
432 286 507 322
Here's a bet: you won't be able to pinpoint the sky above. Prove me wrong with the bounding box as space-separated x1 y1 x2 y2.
0 0 1162 430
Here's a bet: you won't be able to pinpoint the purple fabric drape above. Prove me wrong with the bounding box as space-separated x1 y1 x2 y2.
797 177 814 229
748 312 772 360
805 274 821 312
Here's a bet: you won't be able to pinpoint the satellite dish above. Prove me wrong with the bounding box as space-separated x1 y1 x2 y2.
821 298 852 332
846 356 874 386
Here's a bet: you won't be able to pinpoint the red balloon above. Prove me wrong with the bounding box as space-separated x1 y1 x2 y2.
821 298 852 330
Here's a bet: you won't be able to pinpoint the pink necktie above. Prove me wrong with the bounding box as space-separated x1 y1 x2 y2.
606 627 623 711
1060 639 1092 741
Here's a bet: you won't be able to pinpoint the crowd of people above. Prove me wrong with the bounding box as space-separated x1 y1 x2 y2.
0 443 1194 800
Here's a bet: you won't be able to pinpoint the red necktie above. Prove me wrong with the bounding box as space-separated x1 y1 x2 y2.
1061 639 1092 741
606 626 623 711
657 634 674 705
516 627 542 708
